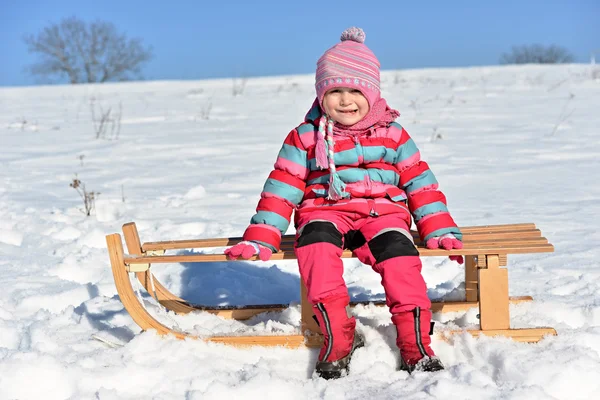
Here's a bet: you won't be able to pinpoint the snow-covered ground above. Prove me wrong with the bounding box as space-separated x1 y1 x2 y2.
1 64 599 399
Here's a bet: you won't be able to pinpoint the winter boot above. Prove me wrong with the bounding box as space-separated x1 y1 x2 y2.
312 293 365 379
391 308 444 373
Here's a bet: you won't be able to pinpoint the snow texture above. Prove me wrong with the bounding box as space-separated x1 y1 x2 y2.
0 64 599 399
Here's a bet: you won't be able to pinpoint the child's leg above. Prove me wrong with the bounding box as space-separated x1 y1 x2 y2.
352 213 430 313
353 213 441 370
294 211 360 366
295 210 353 304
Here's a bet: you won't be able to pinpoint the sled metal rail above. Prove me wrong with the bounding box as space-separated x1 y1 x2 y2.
106 222 556 347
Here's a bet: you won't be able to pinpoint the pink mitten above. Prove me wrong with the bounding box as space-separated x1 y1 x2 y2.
224 241 273 261
426 234 464 264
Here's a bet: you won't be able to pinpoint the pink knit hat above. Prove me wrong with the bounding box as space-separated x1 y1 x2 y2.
315 27 381 108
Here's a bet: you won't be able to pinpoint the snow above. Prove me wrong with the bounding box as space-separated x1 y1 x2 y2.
1 64 599 399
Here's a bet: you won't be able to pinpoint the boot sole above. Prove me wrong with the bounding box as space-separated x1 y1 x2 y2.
315 332 365 380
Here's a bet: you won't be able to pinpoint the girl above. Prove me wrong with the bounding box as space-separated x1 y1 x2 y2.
225 27 462 379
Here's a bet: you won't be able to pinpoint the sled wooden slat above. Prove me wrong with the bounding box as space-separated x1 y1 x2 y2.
206 335 309 348
182 296 534 319
107 221 556 347
449 327 558 343
141 224 543 252
124 244 554 265
449 223 536 232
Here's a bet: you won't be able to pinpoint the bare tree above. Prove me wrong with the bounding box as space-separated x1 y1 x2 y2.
500 44 574 65
24 16 153 84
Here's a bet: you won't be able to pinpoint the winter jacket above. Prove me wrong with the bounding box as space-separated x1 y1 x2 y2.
242 109 462 252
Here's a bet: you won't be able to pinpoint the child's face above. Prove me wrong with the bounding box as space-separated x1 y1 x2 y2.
322 87 369 126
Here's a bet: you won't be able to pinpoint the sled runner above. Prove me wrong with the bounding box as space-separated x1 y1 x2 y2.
105 222 556 347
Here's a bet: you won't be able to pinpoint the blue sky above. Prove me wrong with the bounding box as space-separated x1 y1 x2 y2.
0 0 598 87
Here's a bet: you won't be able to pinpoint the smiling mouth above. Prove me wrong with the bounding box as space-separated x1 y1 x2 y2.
338 110 358 114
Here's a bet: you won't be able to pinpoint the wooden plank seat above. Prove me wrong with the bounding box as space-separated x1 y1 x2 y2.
105 222 556 347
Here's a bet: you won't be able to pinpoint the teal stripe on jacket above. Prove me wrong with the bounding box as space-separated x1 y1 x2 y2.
362 146 397 164
263 178 305 204
297 123 315 135
250 211 290 234
403 169 438 193
307 168 399 186
389 192 407 202
367 169 399 185
307 168 400 186
307 149 360 170
396 138 419 162
310 149 403 169
413 201 449 222
334 148 359 165
279 143 307 166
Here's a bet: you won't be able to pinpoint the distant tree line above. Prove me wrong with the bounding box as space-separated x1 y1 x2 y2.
500 44 574 65
23 16 153 84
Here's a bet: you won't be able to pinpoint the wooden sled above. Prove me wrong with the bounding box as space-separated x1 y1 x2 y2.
106 222 556 348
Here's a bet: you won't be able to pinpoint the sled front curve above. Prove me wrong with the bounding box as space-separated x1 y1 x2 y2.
107 233 319 348
121 223 198 315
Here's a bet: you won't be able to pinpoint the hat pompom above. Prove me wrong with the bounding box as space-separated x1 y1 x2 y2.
340 27 365 44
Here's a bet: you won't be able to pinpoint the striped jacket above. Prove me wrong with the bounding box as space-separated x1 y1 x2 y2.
243 109 461 251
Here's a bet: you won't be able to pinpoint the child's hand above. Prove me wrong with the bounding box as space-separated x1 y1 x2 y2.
425 234 464 264
224 241 273 261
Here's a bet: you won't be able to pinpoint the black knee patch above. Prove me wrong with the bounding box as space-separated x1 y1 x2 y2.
343 230 366 251
368 231 419 264
296 221 343 248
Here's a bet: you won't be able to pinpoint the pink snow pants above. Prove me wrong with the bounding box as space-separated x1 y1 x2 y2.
294 210 431 315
